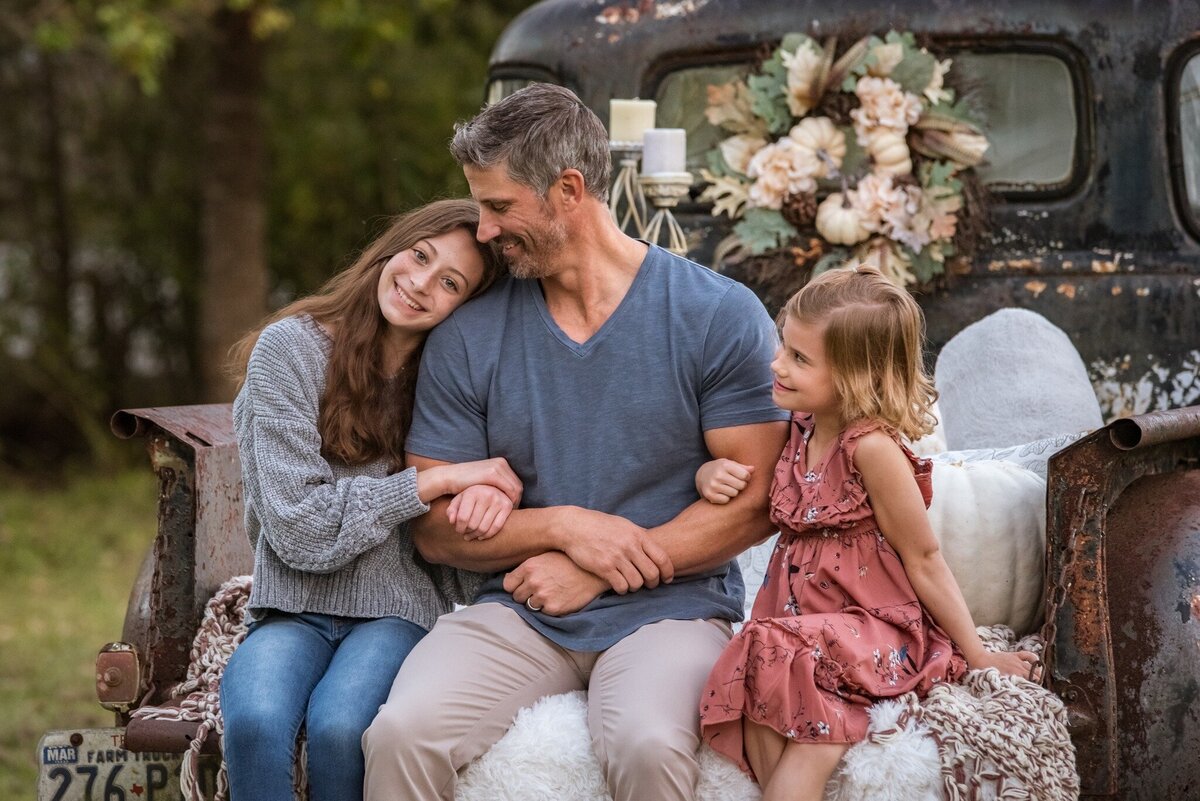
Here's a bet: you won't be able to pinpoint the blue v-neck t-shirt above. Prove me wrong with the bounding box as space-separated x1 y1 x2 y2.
406 245 788 650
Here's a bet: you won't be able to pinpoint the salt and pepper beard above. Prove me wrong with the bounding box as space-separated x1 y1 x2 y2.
498 199 570 280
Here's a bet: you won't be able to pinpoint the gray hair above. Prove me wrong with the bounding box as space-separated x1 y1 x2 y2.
450 83 611 203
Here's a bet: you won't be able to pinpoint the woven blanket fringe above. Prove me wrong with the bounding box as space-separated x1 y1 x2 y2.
881 626 1079 801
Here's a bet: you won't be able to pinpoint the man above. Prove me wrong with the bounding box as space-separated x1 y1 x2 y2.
363 83 788 801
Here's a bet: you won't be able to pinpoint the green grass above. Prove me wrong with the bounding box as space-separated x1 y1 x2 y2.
0 469 156 799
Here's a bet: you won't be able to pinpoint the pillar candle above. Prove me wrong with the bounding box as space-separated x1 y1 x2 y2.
641 128 687 175
609 99 657 142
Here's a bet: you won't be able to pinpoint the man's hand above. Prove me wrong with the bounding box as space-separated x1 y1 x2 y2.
695 458 755 504
555 507 674 594
504 552 608 616
447 485 514 540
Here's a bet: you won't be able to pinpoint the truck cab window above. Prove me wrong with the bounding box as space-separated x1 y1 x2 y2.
654 50 1078 194
1180 53 1200 230
486 78 536 105
951 52 1077 192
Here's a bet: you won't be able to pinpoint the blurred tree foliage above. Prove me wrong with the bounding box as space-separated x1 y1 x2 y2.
0 0 534 471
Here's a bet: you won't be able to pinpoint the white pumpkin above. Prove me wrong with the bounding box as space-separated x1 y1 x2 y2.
789 116 847 176
816 192 871 245
868 130 913 176
928 459 1046 635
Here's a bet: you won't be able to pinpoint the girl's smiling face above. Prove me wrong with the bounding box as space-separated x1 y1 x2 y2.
376 228 485 333
770 314 839 416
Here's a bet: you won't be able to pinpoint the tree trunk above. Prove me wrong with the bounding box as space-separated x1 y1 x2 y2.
38 52 73 355
199 8 266 402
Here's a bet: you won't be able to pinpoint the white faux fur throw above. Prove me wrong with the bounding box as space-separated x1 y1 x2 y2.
934 308 1102 450
456 628 1076 801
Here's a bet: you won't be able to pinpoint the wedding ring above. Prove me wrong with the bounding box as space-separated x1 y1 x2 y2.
526 598 542 612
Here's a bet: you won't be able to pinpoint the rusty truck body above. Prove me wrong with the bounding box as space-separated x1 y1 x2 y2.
38 2 1200 800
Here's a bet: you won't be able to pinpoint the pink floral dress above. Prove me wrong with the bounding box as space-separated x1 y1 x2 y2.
699 413 966 779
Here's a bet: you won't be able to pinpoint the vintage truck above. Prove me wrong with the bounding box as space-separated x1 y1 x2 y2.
38 2 1200 799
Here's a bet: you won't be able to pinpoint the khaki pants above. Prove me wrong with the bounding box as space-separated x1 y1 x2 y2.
362 602 732 801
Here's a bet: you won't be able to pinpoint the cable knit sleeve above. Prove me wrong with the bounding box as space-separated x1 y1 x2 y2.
235 319 430 574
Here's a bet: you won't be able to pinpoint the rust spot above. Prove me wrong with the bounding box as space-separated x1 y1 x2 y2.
1192 593 1200 622
1136 287 1151 297
1007 258 1038 270
596 5 640 24
1058 283 1078 300
988 260 1006 271
1111 286 1123 296
1092 259 1118 273
1025 279 1048 297
1062 259 1074 270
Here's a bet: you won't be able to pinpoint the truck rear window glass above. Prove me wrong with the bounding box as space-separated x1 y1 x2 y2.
1180 54 1200 229
486 78 536 105
655 51 1077 193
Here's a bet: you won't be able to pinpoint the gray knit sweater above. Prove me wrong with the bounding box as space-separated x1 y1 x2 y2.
233 314 479 629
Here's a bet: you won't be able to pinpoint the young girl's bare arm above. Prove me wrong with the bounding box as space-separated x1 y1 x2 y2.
854 431 1042 682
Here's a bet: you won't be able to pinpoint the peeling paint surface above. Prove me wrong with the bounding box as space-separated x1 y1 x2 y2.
655 0 709 18
1091 350 1200 420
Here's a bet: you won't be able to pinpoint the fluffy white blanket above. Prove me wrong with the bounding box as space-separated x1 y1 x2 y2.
456 628 1074 801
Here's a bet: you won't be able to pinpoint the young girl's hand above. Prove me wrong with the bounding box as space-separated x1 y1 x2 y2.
967 648 1043 683
695 459 755 504
447 485 515 540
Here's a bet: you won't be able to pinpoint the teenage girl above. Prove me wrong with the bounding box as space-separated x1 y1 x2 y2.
695 265 1039 800
221 199 519 801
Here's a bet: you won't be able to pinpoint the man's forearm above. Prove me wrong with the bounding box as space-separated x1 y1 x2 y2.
647 419 786 576
649 489 775 576
413 500 566 572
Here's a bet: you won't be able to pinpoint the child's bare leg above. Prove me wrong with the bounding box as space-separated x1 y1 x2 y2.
742 719 787 787
760 740 849 801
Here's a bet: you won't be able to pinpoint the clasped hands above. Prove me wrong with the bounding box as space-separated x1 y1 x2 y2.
504 508 674 617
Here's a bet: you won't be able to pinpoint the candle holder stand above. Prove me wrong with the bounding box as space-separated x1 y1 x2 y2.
608 141 647 237
639 172 693 256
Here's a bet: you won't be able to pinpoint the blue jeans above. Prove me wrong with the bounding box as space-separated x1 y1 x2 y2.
221 612 426 801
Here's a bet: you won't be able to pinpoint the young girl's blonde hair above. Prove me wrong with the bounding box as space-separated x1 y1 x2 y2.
779 265 937 441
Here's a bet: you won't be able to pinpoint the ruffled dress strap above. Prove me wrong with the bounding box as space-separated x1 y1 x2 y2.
841 418 934 509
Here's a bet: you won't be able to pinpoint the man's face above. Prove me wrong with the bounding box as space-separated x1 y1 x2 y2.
464 163 568 280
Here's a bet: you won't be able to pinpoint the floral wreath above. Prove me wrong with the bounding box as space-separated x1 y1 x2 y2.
700 31 991 297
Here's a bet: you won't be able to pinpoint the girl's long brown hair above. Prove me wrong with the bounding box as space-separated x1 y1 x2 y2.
229 199 503 470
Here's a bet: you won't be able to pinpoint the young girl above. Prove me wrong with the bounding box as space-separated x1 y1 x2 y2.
695 265 1039 800
221 199 520 801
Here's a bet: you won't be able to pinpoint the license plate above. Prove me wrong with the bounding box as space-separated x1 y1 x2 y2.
37 728 217 801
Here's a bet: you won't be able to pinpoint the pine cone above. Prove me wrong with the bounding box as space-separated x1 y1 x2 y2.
817 91 860 126
781 192 819 229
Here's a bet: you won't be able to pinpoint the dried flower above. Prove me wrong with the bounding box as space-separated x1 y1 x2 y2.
853 237 917 286
746 139 820 209
868 42 904 77
781 40 827 117
851 76 923 142
924 57 954 106
719 134 769 175
848 172 902 231
705 80 766 136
